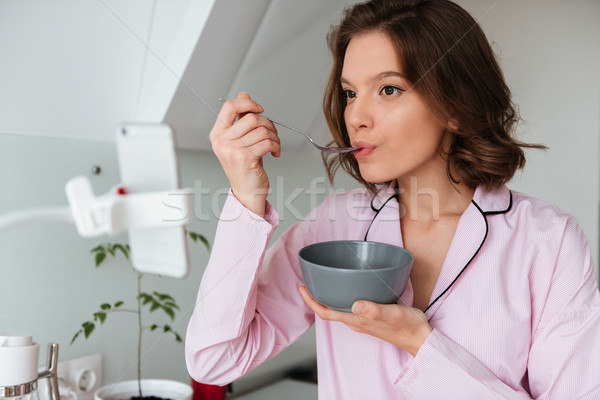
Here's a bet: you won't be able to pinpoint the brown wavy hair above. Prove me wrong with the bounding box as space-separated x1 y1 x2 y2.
323 0 546 193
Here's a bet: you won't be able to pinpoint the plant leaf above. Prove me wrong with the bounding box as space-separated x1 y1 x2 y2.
150 324 158 331
174 332 182 343
70 330 82 345
164 301 179 310
149 301 160 312
100 303 111 310
83 322 95 338
90 245 104 253
106 246 115 257
154 292 174 302
161 306 175 320
140 293 152 305
94 252 106 267
94 312 106 324
163 325 171 333
112 244 129 259
198 235 210 251
114 301 124 308
189 232 210 251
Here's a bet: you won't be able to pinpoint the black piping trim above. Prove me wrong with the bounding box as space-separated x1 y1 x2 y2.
424 200 488 313
364 190 399 241
370 186 399 212
423 190 512 313
483 190 513 216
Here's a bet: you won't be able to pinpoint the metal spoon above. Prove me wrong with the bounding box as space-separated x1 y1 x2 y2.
218 98 359 153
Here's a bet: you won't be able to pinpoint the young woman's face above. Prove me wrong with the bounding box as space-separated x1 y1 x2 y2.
342 31 449 184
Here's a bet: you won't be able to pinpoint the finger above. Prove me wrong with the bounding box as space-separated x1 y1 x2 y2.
352 301 405 326
227 115 280 157
246 137 281 159
237 126 279 146
299 286 330 315
215 95 264 130
352 300 386 320
298 286 352 322
235 92 252 122
237 127 281 156
227 113 277 141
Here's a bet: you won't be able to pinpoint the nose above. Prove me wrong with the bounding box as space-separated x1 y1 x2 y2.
344 96 374 134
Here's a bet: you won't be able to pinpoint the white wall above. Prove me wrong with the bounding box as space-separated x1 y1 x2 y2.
0 0 153 140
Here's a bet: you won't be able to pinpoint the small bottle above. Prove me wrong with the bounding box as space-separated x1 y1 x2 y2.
0 335 41 400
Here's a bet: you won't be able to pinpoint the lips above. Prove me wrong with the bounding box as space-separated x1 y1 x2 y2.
352 141 377 158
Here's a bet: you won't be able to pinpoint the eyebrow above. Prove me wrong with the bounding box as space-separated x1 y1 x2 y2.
340 71 406 85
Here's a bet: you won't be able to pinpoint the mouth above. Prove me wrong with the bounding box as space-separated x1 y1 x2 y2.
352 141 377 158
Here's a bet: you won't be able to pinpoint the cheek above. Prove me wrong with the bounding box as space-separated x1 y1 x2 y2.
374 118 445 171
343 108 352 131
391 109 444 149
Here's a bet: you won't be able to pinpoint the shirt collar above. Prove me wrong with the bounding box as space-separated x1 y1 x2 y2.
371 181 512 215
472 184 512 215
370 181 399 211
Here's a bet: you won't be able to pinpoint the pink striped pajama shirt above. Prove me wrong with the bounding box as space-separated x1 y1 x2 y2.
185 183 600 399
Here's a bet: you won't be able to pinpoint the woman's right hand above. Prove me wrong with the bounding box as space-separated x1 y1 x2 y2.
210 93 280 218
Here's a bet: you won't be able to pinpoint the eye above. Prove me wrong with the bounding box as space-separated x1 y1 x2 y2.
380 86 404 96
343 89 357 100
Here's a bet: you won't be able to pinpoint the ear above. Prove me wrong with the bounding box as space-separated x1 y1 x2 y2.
447 118 459 131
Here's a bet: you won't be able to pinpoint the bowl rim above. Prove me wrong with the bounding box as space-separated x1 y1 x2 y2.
298 240 414 273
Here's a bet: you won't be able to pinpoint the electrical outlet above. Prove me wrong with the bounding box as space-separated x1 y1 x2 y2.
39 353 102 400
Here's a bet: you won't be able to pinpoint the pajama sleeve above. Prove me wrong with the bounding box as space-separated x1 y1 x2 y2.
185 191 316 385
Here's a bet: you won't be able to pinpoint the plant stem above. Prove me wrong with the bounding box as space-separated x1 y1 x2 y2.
108 309 138 314
137 272 143 398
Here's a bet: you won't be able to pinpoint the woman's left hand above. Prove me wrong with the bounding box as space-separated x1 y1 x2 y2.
298 286 433 357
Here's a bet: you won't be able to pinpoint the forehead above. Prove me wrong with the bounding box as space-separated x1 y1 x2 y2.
341 31 403 80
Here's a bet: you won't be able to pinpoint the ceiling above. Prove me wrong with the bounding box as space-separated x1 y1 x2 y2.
0 0 354 151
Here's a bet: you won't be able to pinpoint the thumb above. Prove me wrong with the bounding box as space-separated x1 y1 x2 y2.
237 91 251 100
353 301 403 323
352 300 380 319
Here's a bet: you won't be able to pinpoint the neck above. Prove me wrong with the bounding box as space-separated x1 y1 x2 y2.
396 172 474 225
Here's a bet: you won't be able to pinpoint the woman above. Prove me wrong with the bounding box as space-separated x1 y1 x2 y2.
185 0 600 398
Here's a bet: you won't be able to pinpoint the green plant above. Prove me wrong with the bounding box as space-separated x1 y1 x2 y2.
71 231 209 398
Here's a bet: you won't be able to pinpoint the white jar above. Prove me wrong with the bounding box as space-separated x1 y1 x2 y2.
0 335 41 400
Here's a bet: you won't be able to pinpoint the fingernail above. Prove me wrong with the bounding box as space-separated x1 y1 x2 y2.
352 302 365 314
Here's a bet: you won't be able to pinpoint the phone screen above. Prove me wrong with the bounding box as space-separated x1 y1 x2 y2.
115 123 189 279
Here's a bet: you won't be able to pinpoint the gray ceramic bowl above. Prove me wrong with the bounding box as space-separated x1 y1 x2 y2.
298 240 414 312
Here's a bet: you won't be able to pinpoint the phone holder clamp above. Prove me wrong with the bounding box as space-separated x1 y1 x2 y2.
66 176 193 238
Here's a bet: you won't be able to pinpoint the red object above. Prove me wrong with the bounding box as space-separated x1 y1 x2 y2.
191 379 227 400
116 187 127 195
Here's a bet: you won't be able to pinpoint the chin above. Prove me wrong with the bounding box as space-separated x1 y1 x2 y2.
358 166 396 185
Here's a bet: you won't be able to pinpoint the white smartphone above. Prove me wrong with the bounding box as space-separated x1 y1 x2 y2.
115 122 189 279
